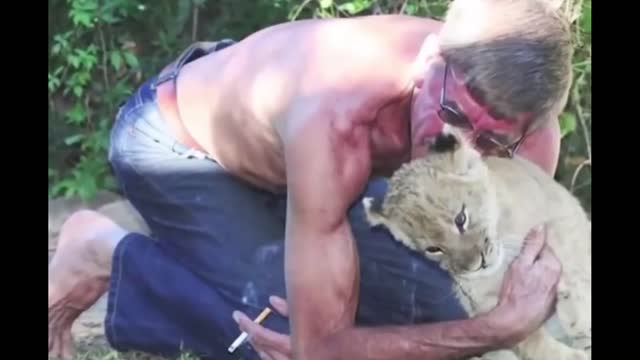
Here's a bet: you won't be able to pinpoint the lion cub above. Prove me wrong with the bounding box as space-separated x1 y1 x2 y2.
362 127 591 360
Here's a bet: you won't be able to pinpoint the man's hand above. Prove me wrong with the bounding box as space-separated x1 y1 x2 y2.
233 296 292 360
490 225 562 346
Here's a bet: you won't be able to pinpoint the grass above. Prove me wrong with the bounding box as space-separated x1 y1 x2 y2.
57 346 200 360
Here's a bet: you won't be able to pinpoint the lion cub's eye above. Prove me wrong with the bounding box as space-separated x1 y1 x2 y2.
454 205 469 233
425 246 444 254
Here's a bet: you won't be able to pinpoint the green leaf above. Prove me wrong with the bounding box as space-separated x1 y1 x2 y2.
68 54 81 68
76 48 98 70
337 3 356 14
64 134 85 146
100 11 119 24
52 44 62 55
110 51 123 71
75 0 98 11
123 51 139 69
173 0 192 39
77 179 98 201
64 185 78 198
73 85 83 98
65 103 86 124
319 0 333 9
337 0 372 15
48 74 61 92
404 3 417 15
559 112 577 138
70 10 93 27
580 1 591 34
51 179 74 198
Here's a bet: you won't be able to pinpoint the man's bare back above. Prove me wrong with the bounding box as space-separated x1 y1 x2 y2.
175 15 440 191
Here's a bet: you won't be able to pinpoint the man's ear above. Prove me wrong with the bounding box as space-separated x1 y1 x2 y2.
411 34 441 88
362 196 386 226
516 117 561 175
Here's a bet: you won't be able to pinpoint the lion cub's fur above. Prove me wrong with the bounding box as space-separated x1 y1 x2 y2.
362 127 591 360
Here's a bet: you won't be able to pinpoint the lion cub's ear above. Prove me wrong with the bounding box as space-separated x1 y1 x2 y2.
426 124 481 176
362 196 386 226
429 129 461 154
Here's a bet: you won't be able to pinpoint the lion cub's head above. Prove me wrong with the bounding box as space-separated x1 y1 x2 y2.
363 127 502 277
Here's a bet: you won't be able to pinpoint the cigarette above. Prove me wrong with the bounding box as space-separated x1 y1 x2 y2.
228 307 272 353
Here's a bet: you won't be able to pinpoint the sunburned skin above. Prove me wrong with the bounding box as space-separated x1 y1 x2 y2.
173 16 424 192
173 15 558 192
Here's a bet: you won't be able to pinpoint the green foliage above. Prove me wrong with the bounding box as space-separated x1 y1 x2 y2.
49 0 591 212
49 0 146 200
555 0 592 213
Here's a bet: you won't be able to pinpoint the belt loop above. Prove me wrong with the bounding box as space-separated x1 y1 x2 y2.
214 38 235 51
151 71 176 90
151 43 199 90
150 40 236 90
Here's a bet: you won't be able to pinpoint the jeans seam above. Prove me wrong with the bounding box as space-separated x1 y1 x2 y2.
108 100 147 164
105 235 131 350
120 101 147 126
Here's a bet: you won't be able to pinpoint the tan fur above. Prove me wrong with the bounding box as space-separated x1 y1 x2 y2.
363 128 591 360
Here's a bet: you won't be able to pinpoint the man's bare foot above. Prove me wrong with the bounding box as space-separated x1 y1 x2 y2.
48 210 127 359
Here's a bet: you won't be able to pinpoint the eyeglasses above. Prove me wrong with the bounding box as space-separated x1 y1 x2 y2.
437 63 528 158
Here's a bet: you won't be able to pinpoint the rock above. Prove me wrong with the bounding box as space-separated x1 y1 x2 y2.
71 294 109 345
96 200 151 236
48 192 151 251
48 191 123 249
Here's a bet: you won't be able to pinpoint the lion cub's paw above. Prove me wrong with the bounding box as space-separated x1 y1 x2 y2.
567 349 590 360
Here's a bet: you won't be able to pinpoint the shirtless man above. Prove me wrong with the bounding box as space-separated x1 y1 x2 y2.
48 0 573 359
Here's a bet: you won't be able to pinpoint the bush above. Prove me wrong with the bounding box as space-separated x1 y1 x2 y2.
48 0 591 213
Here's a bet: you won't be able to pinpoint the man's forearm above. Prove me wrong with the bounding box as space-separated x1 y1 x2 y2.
306 312 509 360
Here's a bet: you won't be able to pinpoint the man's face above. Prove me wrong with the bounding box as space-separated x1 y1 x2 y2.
410 60 529 160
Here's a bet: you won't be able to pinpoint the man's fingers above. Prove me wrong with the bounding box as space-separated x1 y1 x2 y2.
517 225 547 265
233 310 292 355
256 345 292 360
534 244 562 278
262 349 293 360
257 350 273 360
250 326 291 354
270 296 289 317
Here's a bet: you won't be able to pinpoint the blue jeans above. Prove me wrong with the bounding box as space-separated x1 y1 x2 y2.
105 74 467 360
